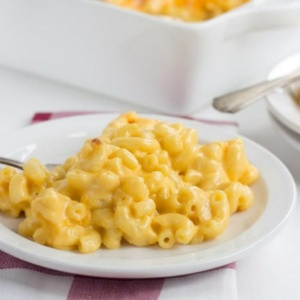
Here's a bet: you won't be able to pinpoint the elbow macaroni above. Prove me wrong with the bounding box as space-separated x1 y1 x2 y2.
104 0 249 22
0 111 259 253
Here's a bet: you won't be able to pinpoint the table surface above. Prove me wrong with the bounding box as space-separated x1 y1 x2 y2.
0 64 299 300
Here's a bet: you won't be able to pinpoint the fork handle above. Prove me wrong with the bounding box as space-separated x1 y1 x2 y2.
213 70 300 113
0 157 23 170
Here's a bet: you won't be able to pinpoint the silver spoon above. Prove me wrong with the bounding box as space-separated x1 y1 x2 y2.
0 157 58 170
213 69 300 113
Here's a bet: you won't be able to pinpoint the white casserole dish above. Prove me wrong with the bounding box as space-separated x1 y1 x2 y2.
1 0 300 113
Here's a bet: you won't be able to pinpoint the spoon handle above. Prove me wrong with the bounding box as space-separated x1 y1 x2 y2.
213 70 300 113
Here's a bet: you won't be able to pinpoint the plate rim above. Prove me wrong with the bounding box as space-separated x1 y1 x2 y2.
267 52 300 135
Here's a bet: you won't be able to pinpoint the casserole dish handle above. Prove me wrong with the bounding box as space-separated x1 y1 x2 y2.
225 2 300 38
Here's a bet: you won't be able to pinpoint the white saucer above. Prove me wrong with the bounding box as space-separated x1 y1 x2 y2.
267 52 300 135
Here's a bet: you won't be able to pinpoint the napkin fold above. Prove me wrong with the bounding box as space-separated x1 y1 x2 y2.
0 111 239 300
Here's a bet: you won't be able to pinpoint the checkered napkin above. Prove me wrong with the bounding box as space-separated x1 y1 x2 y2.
0 112 239 300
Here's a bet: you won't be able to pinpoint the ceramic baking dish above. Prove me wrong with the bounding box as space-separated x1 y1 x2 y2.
0 0 300 113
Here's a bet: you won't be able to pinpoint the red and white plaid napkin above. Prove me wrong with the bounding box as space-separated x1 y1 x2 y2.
0 112 239 300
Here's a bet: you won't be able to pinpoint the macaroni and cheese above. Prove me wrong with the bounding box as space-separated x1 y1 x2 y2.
104 0 249 22
0 112 259 253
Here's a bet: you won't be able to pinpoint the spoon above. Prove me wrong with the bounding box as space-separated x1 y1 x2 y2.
0 157 58 170
213 69 300 113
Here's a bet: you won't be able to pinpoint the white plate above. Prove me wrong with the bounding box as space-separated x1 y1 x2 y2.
0 114 296 278
267 52 300 134
269 113 300 153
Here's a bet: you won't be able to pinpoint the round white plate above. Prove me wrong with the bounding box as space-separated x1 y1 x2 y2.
269 113 300 153
0 113 296 278
267 52 300 134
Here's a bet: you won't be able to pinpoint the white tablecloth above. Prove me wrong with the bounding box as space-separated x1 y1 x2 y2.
0 65 299 299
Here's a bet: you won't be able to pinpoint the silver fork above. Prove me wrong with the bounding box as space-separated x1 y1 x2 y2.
0 157 58 170
213 69 300 113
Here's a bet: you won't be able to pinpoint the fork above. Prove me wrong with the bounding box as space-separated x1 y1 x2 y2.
213 69 300 113
0 157 58 170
